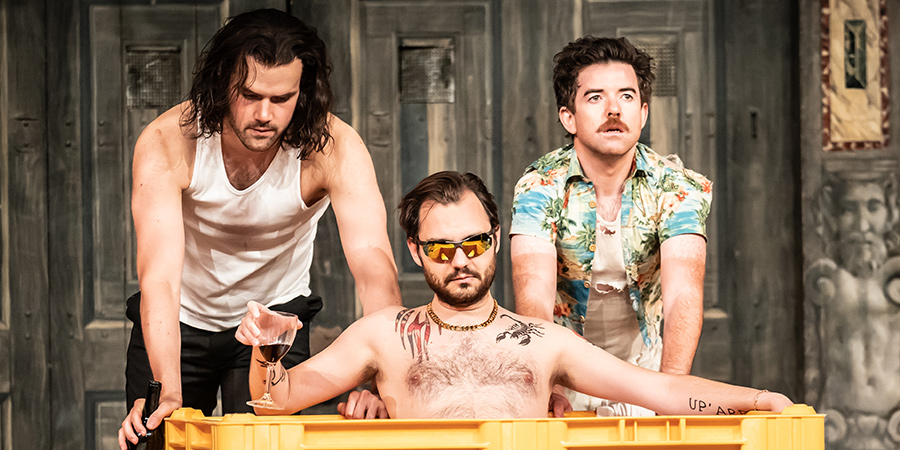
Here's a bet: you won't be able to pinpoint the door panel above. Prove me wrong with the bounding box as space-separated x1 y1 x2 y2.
583 0 728 381
357 1 493 308
5 0 50 448
85 3 222 448
90 3 220 325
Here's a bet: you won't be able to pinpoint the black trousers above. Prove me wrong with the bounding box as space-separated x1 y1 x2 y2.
125 292 322 415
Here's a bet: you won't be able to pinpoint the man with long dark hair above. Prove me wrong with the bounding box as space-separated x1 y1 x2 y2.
118 9 400 448
510 36 712 416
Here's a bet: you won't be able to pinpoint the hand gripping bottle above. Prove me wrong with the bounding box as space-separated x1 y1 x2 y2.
128 381 164 450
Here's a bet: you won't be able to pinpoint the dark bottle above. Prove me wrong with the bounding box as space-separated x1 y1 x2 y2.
128 380 165 450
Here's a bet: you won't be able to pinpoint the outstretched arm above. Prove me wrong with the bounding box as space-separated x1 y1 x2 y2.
558 333 792 415
659 234 706 374
326 118 401 314
236 301 381 415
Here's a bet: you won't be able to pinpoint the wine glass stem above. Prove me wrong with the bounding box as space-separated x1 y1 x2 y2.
265 363 274 399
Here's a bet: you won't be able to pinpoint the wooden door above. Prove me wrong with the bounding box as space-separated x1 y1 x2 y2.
355 1 494 308
581 0 729 382
4 0 50 448
68 2 224 449
79 4 222 448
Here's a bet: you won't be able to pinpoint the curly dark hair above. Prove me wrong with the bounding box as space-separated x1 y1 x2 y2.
398 171 499 240
181 9 333 160
553 36 654 112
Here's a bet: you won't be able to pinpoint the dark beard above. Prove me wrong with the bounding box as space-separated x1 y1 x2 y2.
424 258 496 308
226 115 281 152
839 232 888 278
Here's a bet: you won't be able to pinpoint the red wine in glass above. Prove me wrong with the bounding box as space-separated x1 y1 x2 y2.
259 343 291 363
247 310 298 409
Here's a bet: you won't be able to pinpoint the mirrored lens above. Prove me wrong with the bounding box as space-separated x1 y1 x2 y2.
460 241 487 257
422 234 492 262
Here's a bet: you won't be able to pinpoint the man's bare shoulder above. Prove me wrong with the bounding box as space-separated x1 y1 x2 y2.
302 113 381 203
328 114 364 150
132 102 196 187
493 310 587 343
135 102 196 155
307 114 367 165
495 309 555 328
347 305 411 331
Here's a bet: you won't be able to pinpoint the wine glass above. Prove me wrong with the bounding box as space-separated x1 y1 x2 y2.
247 310 298 409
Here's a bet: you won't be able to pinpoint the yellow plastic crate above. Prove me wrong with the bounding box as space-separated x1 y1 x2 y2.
164 404 823 450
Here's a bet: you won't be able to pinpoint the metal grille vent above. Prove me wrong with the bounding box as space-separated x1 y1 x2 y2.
126 46 182 109
641 42 677 97
400 46 455 103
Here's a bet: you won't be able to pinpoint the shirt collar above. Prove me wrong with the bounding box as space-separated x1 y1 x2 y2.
564 142 651 185
564 144 587 182
632 142 652 177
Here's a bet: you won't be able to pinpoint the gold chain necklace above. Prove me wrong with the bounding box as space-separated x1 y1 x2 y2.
426 299 498 331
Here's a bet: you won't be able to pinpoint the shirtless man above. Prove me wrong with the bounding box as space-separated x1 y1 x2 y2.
235 171 791 419
119 9 400 448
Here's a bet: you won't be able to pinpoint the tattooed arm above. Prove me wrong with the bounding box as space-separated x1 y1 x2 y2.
555 329 793 415
236 301 383 415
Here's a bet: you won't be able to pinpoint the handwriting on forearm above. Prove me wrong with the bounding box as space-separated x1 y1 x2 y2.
689 398 750 415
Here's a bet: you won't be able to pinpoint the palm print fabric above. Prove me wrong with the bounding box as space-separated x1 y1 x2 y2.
510 143 712 354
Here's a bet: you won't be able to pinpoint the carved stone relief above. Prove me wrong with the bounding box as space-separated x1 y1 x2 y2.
807 167 900 449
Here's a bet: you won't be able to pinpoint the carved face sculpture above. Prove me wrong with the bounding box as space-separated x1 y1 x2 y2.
836 181 890 278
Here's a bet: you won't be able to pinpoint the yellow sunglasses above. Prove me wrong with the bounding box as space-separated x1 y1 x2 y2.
417 231 494 262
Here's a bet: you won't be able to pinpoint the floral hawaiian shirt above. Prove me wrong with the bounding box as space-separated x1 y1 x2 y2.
510 143 712 350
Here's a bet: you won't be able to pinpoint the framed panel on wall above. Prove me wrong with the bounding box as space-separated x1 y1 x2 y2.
821 0 890 151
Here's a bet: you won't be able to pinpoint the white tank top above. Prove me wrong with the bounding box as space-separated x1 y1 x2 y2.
179 133 329 331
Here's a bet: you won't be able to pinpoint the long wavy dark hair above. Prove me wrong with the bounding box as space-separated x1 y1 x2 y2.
181 9 333 159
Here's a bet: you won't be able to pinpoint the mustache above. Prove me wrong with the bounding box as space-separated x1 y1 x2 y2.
444 268 481 283
599 118 629 133
247 121 274 131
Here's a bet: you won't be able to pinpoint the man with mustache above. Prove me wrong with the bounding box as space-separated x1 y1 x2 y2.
119 9 400 449
510 36 712 416
233 170 790 419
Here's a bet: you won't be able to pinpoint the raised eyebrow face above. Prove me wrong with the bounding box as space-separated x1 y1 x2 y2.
580 86 638 98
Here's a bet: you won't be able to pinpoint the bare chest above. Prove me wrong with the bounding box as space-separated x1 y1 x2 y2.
594 191 622 223
381 312 551 419
219 148 326 205
404 342 543 418
221 146 278 190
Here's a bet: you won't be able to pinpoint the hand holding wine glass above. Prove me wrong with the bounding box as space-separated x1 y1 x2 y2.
236 301 302 409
